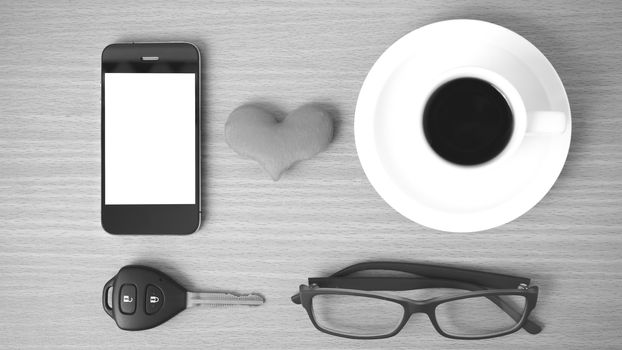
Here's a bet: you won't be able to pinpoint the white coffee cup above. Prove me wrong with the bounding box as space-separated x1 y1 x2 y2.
354 19 572 232
421 66 568 169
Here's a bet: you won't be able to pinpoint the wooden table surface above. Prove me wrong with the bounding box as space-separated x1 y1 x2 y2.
1 1 621 349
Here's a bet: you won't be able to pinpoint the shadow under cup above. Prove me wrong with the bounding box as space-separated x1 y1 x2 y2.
423 78 514 166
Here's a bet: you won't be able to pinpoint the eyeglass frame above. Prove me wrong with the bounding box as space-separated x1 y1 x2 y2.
291 261 541 340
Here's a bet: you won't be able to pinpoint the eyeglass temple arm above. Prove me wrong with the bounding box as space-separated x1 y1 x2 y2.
301 276 541 334
331 261 531 290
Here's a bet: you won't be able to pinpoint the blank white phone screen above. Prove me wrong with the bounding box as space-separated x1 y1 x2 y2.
105 73 195 205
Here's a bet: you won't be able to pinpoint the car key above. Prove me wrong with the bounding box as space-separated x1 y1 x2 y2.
102 265 264 330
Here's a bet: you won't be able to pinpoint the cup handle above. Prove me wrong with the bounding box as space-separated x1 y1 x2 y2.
526 111 568 134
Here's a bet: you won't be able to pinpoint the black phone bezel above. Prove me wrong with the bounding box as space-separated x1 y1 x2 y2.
101 42 201 235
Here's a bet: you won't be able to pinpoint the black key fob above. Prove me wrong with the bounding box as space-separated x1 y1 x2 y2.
102 265 187 330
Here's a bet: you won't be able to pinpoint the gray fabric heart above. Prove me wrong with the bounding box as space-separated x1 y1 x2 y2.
225 104 334 181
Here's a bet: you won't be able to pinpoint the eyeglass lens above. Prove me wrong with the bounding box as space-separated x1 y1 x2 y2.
311 294 405 337
434 294 526 337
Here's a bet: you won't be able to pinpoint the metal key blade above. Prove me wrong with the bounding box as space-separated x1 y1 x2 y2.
186 292 264 308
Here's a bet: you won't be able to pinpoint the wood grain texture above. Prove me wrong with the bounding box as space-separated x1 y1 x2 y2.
1 0 622 349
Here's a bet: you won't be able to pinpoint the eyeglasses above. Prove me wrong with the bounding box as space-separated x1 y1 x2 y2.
291 262 542 340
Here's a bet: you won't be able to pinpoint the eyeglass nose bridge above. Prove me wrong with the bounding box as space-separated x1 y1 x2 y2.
403 299 437 320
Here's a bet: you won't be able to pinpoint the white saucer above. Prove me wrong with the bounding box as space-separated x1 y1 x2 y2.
354 20 571 232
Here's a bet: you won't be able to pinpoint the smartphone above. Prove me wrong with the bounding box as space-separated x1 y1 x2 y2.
101 43 201 234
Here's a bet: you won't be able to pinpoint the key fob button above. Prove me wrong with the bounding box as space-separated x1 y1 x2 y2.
119 284 137 314
145 284 164 315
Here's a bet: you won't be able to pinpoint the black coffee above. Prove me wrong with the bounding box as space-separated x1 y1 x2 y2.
423 78 514 166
